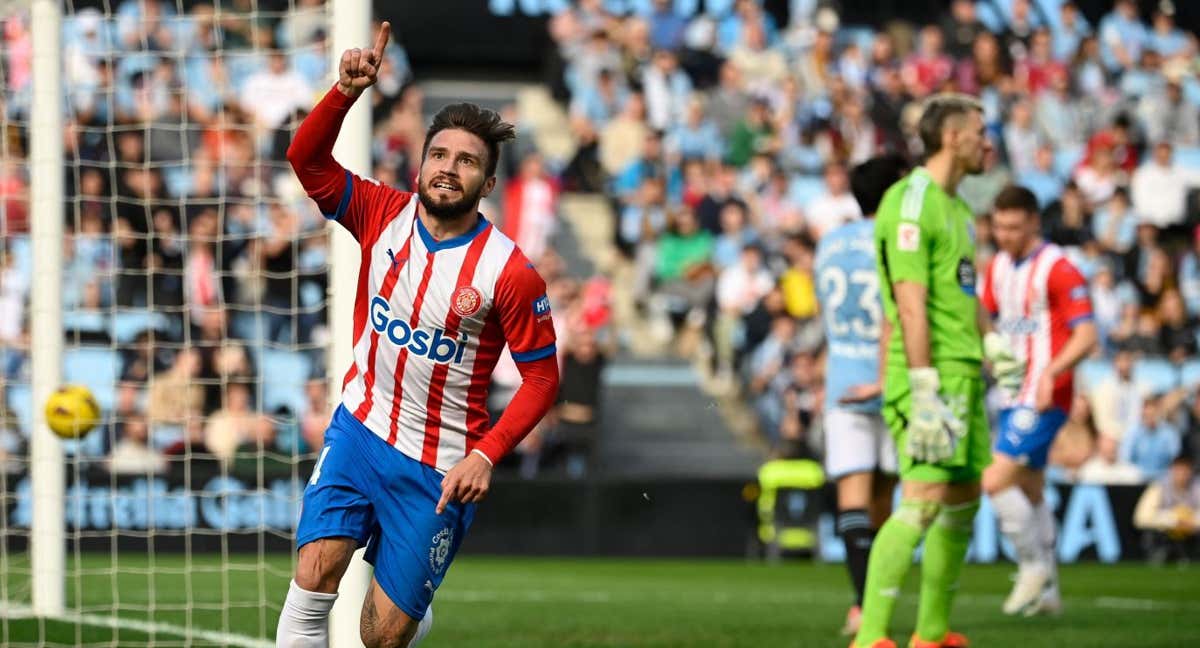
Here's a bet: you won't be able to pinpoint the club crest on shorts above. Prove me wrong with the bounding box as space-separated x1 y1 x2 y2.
452 286 483 317
1012 407 1037 432
429 527 453 574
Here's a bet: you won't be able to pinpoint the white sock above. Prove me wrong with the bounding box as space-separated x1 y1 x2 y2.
1034 500 1058 584
407 605 434 647
991 486 1040 568
276 580 338 648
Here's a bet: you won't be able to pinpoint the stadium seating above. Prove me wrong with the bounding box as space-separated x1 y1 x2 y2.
256 348 312 416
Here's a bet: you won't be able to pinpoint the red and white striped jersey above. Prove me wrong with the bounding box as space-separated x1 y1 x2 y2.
980 242 1093 411
331 172 556 472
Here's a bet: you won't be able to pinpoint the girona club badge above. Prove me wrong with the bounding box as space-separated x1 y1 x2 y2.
452 286 483 317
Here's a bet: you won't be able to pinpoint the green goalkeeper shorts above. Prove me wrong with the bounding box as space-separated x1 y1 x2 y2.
882 368 991 484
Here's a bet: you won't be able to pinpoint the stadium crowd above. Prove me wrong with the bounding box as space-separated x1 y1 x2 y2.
541 0 1200 488
0 0 1197 513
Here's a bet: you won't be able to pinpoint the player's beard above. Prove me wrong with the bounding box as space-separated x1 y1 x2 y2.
418 175 484 221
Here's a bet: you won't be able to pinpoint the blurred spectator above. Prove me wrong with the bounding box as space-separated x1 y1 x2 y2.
646 0 686 52
1135 453 1200 563
650 207 714 324
778 234 817 321
1003 99 1041 175
107 413 165 475
1073 133 1123 208
643 49 692 131
1158 290 1197 364
240 50 313 130
1120 396 1182 481
940 0 985 60
665 96 723 162
1180 227 1200 319
599 92 649 176
714 244 772 378
146 348 204 445
804 163 861 239
1053 2 1091 63
903 25 953 98
1043 182 1092 248
1146 4 1193 60
551 326 607 478
1138 78 1198 146
0 242 28 378
1018 145 1064 209
1099 0 1148 73
729 20 788 90
1035 67 1088 150
205 381 271 467
1092 187 1137 254
1131 141 1200 229
1089 345 1142 465
502 152 559 263
1126 222 1170 306
726 97 777 168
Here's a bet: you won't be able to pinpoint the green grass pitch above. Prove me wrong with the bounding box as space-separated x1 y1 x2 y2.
3 553 1199 646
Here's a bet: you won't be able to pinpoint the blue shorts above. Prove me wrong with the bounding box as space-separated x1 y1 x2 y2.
993 407 1068 470
296 405 475 620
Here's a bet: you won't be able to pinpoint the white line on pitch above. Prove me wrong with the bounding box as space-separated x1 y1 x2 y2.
1 602 273 648
436 589 1199 612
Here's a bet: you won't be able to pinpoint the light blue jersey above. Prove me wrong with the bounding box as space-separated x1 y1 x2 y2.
815 219 882 413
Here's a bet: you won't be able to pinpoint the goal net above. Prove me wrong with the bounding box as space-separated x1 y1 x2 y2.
0 0 348 645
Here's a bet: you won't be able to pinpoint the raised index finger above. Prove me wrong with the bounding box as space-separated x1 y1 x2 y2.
373 21 391 61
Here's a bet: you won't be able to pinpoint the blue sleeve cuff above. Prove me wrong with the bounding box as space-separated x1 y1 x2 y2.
511 343 556 362
323 169 353 220
1067 314 1094 329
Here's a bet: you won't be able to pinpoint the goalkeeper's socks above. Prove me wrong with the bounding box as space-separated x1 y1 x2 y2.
276 579 338 648
991 486 1039 566
408 605 434 647
854 501 938 645
915 500 980 643
838 508 874 607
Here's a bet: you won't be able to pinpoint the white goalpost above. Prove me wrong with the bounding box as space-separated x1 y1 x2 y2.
29 0 67 620
326 0 372 645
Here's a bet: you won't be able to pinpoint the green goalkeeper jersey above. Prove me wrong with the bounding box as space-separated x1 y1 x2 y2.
874 167 982 378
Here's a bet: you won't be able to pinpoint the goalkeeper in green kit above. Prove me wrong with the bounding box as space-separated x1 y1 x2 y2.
851 95 1023 648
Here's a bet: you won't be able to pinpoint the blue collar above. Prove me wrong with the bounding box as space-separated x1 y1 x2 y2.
416 213 489 252
1013 241 1046 267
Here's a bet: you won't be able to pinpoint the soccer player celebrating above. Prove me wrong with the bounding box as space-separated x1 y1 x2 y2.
852 95 993 648
979 185 1097 617
815 154 909 637
275 23 560 648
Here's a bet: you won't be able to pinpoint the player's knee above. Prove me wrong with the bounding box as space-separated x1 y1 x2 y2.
892 499 942 532
294 541 350 593
934 499 981 534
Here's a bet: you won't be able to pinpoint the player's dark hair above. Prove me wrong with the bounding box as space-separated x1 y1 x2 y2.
993 184 1040 215
422 103 516 177
851 153 910 216
917 93 983 156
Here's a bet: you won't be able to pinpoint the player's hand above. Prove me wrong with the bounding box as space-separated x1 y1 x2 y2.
905 368 966 463
1034 372 1055 411
436 451 492 514
984 332 1026 400
337 21 390 98
838 383 882 405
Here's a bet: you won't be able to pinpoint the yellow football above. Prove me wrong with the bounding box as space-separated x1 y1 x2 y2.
44 385 101 439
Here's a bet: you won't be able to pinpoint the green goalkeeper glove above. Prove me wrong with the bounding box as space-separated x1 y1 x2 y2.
906 367 966 463
984 332 1026 399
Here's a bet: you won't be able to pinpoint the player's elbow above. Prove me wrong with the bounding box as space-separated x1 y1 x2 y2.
285 138 304 171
